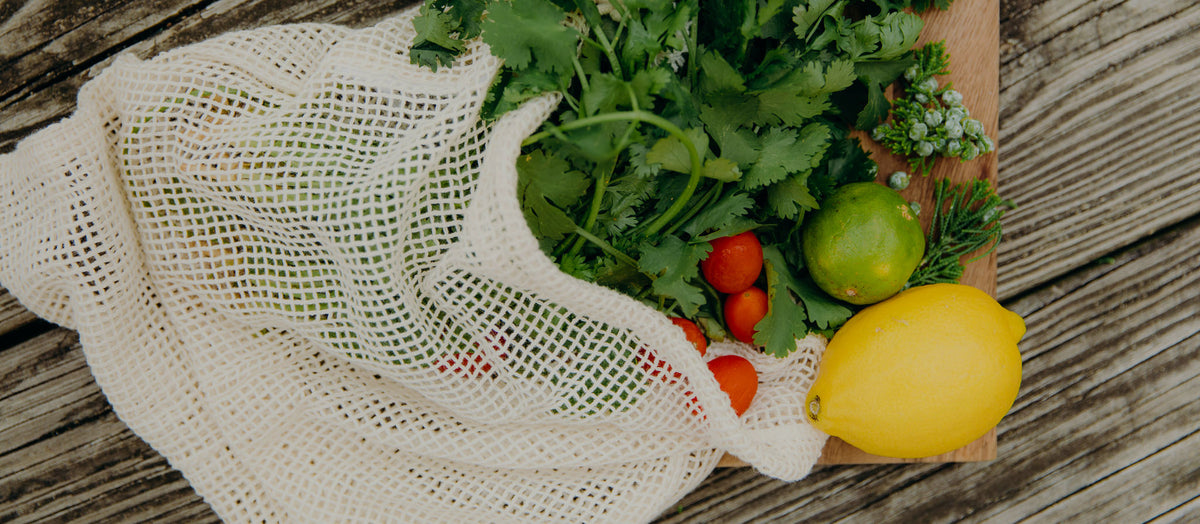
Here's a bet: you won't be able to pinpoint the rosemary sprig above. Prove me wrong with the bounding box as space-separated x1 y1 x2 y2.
907 178 1015 287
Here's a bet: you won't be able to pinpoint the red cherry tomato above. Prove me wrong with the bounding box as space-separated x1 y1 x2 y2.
707 355 758 417
670 317 708 356
701 231 764 294
724 286 768 345
436 352 494 378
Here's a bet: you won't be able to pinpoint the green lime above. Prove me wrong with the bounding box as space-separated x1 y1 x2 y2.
801 182 925 305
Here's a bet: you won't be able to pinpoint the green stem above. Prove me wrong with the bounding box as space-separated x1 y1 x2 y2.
574 225 639 268
523 110 702 237
572 53 591 94
664 181 722 237
572 0 624 79
686 17 699 89
568 158 616 257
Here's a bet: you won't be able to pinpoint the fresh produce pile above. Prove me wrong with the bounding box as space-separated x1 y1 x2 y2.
410 0 1020 444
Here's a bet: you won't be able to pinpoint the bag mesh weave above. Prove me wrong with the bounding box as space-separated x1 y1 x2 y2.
0 8 827 522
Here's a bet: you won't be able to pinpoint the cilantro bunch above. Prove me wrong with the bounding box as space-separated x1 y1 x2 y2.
410 0 954 357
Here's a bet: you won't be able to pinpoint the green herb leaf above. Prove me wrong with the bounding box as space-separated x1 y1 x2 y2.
743 123 831 190
699 51 748 96
410 2 467 71
482 0 580 75
702 157 742 183
706 124 760 166
638 235 711 317
647 128 709 174
755 246 813 357
767 172 819 220
854 58 914 129
794 0 845 42
680 191 755 237
753 89 830 127
516 150 589 240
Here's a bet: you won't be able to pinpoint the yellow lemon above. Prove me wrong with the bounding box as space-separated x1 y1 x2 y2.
804 283 1025 458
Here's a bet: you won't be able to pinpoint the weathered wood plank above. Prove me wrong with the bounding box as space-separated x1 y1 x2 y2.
0 0 200 103
1148 492 1200 523
653 208 1200 523
0 0 420 152
0 328 214 522
0 327 80 398
0 414 207 523
996 0 1200 300
1004 397 1200 523
0 289 37 335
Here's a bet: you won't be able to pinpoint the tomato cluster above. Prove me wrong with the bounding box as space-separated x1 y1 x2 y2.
639 231 772 418
702 231 768 345
642 323 759 419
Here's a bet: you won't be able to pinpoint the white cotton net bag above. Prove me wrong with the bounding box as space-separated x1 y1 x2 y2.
0 6 827 522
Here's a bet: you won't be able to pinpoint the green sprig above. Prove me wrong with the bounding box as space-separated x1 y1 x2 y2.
873 41 994 176
907 178 1015 287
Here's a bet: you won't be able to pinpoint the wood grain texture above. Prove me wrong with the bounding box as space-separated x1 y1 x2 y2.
996 0 1200 300
0 289 38 335
0 329 217 523
0 0 418 152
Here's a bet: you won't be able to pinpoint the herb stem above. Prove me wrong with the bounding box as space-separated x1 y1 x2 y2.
574 225 638 268
568 158 616 257
572 0 624 79
523 110 702 238
572 54 591 94
664 181 722 237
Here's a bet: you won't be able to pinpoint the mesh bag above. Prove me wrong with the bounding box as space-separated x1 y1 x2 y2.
0 7 827 522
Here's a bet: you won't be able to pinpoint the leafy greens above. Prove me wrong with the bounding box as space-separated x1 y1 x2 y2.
410 0 961 357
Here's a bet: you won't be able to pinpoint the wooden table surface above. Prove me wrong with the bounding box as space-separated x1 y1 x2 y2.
2 0 1199 522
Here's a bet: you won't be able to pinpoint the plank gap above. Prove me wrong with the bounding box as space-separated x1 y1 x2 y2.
0 318 56 353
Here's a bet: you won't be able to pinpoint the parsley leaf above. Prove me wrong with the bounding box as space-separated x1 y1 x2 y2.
794 0 844 42
742 123 831 191
756 246 853 356
679 191 755 238
516 150 589 241
768 172 820 220
638 235 710 317
854 58 915 129
410 2 466 71
742 127 801 189
647 128 709 174
755 246 814 357
482 0 580 75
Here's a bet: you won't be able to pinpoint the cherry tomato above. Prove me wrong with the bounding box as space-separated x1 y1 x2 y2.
436 352 494 378
670 317 708 356
724 285 768 345
707 355 758 417
701 231 764 294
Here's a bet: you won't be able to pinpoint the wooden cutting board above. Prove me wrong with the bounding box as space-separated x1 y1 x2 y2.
721 0 1001 467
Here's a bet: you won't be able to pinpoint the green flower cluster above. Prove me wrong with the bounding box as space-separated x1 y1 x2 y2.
872 41 993 176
